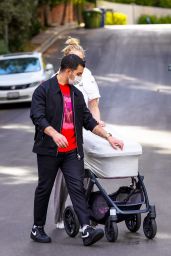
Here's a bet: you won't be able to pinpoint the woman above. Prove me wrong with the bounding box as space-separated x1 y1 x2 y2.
54 37 104 228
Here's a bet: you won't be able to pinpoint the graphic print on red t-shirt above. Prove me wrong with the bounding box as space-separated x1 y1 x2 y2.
58 83 77 152
63 95 74 129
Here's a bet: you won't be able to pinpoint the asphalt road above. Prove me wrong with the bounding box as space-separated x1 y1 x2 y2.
0 26 171 256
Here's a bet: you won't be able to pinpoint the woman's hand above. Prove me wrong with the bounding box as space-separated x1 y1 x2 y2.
99 120 105 127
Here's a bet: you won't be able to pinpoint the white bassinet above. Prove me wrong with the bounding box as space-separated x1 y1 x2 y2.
83 125 142 178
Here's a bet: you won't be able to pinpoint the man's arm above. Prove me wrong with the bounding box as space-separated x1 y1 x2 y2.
92 125 124 150
30 84 50 131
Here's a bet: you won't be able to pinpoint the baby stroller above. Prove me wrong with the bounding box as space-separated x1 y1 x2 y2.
63 126 157 242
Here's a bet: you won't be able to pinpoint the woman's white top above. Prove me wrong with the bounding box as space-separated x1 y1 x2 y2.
74 67 100 106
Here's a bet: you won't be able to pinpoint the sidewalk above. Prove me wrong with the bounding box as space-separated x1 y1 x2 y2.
31 23 77 53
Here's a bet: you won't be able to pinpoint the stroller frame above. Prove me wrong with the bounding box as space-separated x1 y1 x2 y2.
85 169 156 218
63 168 157 242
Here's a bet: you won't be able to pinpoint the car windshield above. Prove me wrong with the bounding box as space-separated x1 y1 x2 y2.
0 57 41 75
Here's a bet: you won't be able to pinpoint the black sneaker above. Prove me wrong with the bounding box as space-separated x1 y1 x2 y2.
82 226 104 246
30 225 51 243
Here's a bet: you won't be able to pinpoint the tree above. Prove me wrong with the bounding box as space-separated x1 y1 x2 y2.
0 0 14 51
0 0 89 53
0 0 37 52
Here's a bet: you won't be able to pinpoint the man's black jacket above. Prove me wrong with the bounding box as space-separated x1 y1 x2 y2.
30 75 98 158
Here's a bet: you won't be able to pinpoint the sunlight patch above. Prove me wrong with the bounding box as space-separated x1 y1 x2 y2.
0 166 37 184
95 73 169 92
0 124 34 133
107 124 171 153
157 232 171 240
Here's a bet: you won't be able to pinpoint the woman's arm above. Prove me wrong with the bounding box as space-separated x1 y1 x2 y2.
82 68 105 126
88 98 105 127
88 98 100 122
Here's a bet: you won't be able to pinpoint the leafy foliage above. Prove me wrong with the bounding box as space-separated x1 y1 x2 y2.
0 0 38 52
105 11 127 25
138 14 171 24
0 0 88 53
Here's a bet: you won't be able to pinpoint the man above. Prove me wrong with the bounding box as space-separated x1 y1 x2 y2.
30 54 124 246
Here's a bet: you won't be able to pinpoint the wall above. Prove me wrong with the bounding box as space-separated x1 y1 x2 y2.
97 1 171 24
51 2 74 24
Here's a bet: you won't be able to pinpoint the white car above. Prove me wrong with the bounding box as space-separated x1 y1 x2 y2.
0 52 55 104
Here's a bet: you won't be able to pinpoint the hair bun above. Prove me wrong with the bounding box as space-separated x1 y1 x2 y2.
65 37 80 46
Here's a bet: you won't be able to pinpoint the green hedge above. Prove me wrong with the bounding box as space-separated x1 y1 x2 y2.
107 0 171 8
0 40 8 54
105 11 127 25
138 14 171 24
159 15 171 23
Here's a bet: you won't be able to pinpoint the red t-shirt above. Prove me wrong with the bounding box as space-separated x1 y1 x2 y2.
58 83 77 152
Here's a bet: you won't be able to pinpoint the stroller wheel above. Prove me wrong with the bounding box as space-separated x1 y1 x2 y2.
125 213 141 232
105 219 118 242
63 206 80 237
143 215 157 239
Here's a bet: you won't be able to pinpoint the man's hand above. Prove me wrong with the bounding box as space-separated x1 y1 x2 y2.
52 132 68 148
107 136 124 150
44 126 68 148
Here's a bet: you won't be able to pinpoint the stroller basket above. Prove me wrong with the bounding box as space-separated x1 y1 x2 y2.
110 186 144 206
89 186 145 221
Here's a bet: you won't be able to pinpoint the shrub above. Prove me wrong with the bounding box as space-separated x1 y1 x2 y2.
30 19 41 37
0 40 8 54
137 15 158 24
105 11 127 25
138 14 171 24
158 15 171 23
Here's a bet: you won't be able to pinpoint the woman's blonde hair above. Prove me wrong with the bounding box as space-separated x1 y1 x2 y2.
62 37 85 57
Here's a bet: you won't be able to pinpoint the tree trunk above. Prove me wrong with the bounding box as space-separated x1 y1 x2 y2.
60 0 68 25
44 4 51 26
74 3 83 25
4 21 9 51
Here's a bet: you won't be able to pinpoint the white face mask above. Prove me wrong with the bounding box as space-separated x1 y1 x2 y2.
68 75 82 85
73 75 82 85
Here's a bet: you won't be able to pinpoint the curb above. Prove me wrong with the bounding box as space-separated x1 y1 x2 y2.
35 24 77 53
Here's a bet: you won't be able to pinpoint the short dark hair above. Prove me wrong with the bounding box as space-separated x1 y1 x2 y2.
60 54 85 71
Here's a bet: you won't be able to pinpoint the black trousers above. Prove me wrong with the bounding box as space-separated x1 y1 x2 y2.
34 150 90 227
